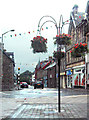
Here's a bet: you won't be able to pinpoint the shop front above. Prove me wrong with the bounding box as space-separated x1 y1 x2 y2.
60 72 66 88
72 66 85 88
43 76 47 87
66 70 73 88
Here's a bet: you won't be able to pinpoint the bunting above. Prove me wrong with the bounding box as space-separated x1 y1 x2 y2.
2 20 79 38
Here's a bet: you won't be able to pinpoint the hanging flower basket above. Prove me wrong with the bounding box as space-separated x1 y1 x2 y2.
54 33 72 45
70 43 89 57
53 51 65 59
31 36 47 53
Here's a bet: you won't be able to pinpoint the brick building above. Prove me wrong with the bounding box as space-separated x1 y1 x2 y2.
35 56 56 88
46 62 56 88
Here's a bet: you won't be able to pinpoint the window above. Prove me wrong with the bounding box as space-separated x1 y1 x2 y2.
68 52 70 63
88 36 89 49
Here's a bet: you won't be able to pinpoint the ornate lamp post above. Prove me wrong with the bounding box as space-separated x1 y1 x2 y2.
2 29 15 43
37 15 69 112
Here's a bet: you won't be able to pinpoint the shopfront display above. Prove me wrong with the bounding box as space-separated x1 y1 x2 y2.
66 66 85 88
66 70 73 88
72 67 85 88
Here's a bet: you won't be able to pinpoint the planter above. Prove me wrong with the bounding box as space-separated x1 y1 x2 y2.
71 43 88 58
53 51 65 59
31 36 47 53
54 33 72 45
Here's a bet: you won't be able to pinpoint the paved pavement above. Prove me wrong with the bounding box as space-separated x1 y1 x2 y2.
8 102 87 119
0 88 88 120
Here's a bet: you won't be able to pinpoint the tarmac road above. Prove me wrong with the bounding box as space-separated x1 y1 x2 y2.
0 85 87 99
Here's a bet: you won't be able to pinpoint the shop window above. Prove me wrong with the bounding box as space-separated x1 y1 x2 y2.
68 76 71 86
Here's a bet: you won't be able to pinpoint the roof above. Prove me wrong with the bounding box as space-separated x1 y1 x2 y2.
0 49 15 66
45 62 56 70
42 61 51 70
86 1 89 13
71 11 85 27
68 11 85 35
4 51 15 66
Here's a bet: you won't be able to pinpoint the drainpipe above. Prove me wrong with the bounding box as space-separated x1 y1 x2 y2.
85 53 87 89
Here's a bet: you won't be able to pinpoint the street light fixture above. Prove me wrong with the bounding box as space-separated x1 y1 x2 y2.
2 29 15 43
37 15 67 112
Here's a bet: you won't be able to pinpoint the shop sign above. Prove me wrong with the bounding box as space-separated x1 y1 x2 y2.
66 70 72 75
74 68 84 74
56 73 58 78
60 72 65 75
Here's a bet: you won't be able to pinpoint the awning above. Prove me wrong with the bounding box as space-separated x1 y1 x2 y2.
42 61 51 70
45 62 56 70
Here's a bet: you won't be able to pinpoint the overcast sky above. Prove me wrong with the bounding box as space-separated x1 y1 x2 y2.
0 0 88 73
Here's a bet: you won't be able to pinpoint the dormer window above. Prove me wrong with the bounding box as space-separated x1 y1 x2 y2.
10 55 13 59
72 4 78 14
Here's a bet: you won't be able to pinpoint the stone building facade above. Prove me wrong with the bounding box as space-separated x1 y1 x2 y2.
0 43 15 91
35 57 56 88
46 62 56 88
85 1 89 87
66 5 86 88
2 51 15 91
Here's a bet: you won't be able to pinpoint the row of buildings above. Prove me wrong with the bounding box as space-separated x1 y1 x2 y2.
34 1 89 89
0 43 15 91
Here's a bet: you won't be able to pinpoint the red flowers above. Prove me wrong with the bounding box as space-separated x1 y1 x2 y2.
71 42 88 57
33 36 47 43
74 43 87 49
56 33 72 38
54 33 72 45
31 36 47 53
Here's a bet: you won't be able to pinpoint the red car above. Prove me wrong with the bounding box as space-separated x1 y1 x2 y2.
20 82 28 88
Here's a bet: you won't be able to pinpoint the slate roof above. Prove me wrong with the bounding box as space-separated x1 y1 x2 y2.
4 51 15 66
86 1 89 13
68 5 85 35
71 11 85 27
45 62 56 70
0 48 15 66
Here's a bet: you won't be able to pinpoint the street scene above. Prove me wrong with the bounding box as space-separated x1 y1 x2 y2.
0 0 89 119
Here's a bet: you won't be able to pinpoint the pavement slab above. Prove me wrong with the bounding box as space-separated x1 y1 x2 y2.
4 103 87 119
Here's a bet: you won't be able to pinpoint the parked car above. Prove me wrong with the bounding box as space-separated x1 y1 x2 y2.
34 81 44 89
20 82 28 88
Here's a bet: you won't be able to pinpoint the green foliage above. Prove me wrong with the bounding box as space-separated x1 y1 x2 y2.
20 70 34 84
53 51 65 59
71 43 88 57
31 36 47 53
54 34 72 45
